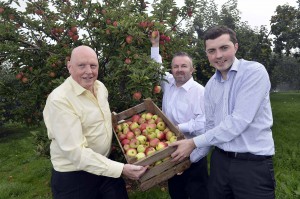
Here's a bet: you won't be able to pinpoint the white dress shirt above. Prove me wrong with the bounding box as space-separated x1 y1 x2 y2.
151 47 210 162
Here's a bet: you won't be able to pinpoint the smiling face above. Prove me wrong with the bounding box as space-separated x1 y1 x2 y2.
171 55 194 87
205 34 238 79
67 46 99 92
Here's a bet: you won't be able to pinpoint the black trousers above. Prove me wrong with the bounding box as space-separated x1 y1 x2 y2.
168 157 209 199
208 148 276 199
51 169 128 199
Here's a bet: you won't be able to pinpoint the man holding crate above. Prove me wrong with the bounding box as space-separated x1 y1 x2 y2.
43 45 148 199
150 33 209 199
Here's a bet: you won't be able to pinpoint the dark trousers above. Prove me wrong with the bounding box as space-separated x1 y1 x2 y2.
208 148 276 199
51 169 128 199
168 157 209 199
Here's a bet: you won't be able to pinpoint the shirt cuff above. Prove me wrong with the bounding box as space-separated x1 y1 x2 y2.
193 134 210 148
190 147 210 163
106 160 124 178
178 123 189 133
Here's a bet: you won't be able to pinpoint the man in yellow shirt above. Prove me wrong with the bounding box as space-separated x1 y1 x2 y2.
43 45 147 199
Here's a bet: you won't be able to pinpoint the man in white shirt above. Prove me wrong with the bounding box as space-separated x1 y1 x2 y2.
170 26 276 199
150 34 209 199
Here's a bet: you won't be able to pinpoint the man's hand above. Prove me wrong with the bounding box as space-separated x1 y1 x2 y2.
169 139 196 162
149 30 160 47
122 164 148 180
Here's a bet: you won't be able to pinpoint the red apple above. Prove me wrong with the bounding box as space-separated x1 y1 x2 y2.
123 144 130 151
121 138 130 146
155 117 163 124
126 131 135 140
156 141 168 151
146 132 157 140
115 124 122 132
125 35 133 44
139 123 148 131
151 30 159 38
133 91 142 100
125 58 131 64
72 35 79 41
106 19 111 24
129 138 140 148
153 85 161 94
131 114 140 122
113 21 118 27
70 26 78 33
187 8 193 17
15 72 23 80
133 128 141 136
147 119 155 124
155 130 165 140
118 132 126 141
21 77 28 83
138 117 146 125
0 7 4 14
149 138 160 147
145 147 156 156
146 123 156 133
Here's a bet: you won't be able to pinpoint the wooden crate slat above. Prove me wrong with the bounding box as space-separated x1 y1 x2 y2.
139 159 191 191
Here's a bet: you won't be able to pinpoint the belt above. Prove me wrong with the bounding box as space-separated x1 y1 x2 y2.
215 147 272 161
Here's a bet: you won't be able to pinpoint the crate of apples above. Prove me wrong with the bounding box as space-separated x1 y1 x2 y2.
112 99 191 191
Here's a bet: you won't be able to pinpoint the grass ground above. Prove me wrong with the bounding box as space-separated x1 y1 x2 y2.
0 92 299 198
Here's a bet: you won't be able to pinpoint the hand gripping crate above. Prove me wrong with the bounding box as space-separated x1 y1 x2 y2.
112 98 191 191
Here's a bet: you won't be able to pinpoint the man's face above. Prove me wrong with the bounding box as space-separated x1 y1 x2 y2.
205 34 238 78
67 47 99 91
171 56 194 87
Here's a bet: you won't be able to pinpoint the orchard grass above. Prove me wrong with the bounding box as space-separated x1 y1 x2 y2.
0 91 299 199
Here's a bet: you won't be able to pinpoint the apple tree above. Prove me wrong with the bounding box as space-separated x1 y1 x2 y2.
0 0 202 125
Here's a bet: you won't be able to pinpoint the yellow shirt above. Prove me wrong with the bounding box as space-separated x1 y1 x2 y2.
43 77 124 178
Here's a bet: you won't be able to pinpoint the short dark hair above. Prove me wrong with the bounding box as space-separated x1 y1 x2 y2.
203 26 238 47
171 52 193 68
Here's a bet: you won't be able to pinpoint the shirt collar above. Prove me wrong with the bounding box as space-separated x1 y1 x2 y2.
170 77 195 91
215 57 239 81
68 76 98 96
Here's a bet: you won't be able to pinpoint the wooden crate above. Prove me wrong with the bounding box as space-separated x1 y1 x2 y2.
112 98 191 191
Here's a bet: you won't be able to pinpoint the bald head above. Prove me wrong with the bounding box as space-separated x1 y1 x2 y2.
67 45 99 92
